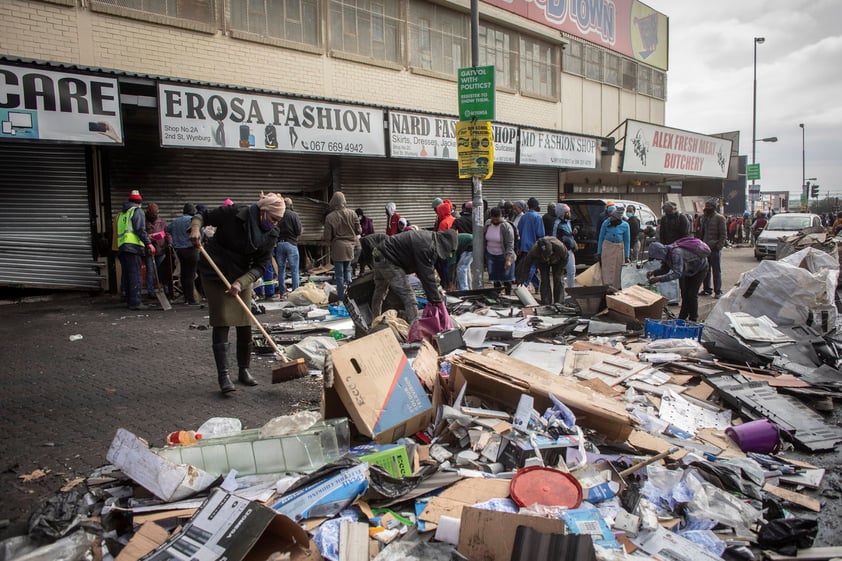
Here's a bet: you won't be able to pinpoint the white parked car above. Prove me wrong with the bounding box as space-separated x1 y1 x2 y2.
754 212 824 260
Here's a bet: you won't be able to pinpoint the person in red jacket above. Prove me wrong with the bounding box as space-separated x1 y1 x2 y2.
436 200 455 231
385 202 401 235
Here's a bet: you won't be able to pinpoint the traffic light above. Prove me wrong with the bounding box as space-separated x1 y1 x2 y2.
811 184 820 198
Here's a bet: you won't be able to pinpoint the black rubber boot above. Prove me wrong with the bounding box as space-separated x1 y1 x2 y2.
212 342 236 395
236 333 258 386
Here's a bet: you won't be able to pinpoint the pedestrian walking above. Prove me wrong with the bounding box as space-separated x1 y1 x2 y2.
698 199 727 298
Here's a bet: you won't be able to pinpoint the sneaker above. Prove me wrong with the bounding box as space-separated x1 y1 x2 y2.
129 303 150 311
698 290 712 296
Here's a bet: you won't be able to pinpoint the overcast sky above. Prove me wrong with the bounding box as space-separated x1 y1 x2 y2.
643 0 842 201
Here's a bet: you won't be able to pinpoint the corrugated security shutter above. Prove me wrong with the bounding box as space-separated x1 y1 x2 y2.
340 158 560 231
0 143 101 290
105 128 331 242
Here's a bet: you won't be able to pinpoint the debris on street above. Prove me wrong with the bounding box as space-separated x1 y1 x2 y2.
4 246 842 561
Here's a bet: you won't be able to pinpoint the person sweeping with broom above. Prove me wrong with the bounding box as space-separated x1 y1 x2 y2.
190 193 284 396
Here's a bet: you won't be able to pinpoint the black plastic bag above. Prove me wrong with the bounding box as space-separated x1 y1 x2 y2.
756 517 818 555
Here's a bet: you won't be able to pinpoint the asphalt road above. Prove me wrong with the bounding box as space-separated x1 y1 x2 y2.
1 244 839 548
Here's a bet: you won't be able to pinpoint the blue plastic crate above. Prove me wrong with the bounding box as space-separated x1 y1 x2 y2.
644 318 703 341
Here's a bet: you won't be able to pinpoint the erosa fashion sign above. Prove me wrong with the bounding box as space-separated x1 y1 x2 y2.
0 64 122 144
158 84 386 156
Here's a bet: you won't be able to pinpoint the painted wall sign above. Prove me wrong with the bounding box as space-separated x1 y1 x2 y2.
158 83 386 156
0 64 122 144
388 111 516 163
519 128 597 168
622 120 732 179
480 0 668 71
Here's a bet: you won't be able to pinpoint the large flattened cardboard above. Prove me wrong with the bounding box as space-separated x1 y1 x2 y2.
458 506 568 561
329 329 432 444
449 350 633 442
139 489 309 561
606 284 667 322
106 428 218 502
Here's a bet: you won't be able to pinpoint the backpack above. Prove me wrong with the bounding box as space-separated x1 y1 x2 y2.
670 236 711 257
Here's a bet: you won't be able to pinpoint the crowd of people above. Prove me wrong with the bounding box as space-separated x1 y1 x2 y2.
114 190 757 395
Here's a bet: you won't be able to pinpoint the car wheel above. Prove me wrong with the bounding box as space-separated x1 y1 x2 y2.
754 251 762 261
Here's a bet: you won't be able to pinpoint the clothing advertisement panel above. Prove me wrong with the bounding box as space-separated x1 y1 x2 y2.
519 128 598 168
157 83 386 156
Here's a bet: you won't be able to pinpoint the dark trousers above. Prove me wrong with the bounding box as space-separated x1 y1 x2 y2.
680 264 708 322
702 249 722 294
119 251 142 308
538 263 564 305
372 253 418 323
176 247 200 303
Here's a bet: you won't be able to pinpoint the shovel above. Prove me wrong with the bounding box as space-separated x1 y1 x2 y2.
198 245 307 382
150 257 172 311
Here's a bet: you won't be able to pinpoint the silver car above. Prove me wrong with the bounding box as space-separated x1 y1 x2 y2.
754 212 824 260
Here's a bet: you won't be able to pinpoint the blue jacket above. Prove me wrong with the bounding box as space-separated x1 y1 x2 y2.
166 214 194 249
517 210 545 253
597 219 630 257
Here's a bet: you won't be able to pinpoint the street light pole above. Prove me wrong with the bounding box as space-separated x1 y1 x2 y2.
751 37 764 212
800 123 806 209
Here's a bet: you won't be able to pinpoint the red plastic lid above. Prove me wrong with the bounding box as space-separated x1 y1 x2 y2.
510 466 583 509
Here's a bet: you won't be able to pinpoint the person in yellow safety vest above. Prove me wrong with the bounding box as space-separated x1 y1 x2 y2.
117 190 156 310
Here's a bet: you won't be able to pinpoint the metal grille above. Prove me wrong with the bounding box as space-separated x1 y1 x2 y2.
0 143 103 290
104 127 332 242
91 0 216 25
339 158 559 231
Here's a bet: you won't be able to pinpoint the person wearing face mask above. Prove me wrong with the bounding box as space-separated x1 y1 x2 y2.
596 205 630 289
659 201 691 245
552 203 577 289
626 205 642 261
698 199 727 298
189 193 284 396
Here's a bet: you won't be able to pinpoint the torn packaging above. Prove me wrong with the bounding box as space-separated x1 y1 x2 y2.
449 350 633 442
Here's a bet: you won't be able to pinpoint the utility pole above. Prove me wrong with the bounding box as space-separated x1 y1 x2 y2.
469 0 484 289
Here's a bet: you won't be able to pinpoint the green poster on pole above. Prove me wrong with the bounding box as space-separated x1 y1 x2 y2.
747 163 760 180
458 66 495 121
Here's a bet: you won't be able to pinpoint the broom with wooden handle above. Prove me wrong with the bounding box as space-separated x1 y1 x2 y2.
198 245 307 382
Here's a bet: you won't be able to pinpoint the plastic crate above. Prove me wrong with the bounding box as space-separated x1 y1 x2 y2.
644 318 703 341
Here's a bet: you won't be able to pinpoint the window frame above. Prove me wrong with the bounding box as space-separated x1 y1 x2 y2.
408 0 470 77
478 21 516 90
228 0 322 50
328 0 403 65
89 0 216 33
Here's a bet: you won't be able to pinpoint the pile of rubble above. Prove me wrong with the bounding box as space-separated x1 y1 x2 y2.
4 247 842 561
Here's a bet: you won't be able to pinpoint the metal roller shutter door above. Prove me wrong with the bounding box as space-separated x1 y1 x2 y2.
105 130 332 243
0 143 102 290
339 159 559 230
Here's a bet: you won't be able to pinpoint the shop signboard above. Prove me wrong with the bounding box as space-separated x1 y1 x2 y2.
622 120 733 179
519 128 597 168
0 64 123 144
158 83 386 156
388 110 516 163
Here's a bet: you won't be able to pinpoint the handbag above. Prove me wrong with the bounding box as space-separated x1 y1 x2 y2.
407 300 453 343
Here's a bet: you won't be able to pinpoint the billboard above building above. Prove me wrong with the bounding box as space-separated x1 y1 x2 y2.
622 120 733 179
481 0 668 71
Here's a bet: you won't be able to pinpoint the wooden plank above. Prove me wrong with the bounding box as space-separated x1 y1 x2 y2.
763 546 842 560
339 521 370 561
684 381 715 401
763 483 821 512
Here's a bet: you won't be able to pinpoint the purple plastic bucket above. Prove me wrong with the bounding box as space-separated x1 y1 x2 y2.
725 419 781 454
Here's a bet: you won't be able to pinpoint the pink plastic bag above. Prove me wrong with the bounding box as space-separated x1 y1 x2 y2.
407 300 453 343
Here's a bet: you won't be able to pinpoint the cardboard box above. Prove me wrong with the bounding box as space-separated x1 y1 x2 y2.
606 285 667 322
106 428 218 502
327 329 432 444
449 351 633 442
139 489 309 561
355 444 413 477
457 506 568 561
116 522 169 561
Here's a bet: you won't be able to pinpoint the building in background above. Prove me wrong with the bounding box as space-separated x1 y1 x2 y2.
1 0 729 290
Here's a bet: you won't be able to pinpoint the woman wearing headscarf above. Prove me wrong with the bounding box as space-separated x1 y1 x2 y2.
324 192 362 301
596 205 630 289
189 193 284 396
646 241 709 323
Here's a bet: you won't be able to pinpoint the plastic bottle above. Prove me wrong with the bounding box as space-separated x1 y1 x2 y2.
196 417 242 439
166 430 202 445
